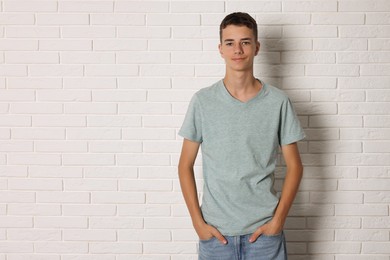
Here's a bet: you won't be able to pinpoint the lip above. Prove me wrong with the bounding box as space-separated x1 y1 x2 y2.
232 58 245 61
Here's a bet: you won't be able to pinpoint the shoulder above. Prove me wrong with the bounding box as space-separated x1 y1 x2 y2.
263 82 290 103
193 79 222 101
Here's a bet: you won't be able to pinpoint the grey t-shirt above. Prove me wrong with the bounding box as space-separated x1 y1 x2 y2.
178 78 305 236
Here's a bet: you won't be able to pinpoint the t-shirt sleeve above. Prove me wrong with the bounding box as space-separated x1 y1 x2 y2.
178 94 203 143
278 97 305 146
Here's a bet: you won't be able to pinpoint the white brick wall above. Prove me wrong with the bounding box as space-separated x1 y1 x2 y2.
0 0 389 259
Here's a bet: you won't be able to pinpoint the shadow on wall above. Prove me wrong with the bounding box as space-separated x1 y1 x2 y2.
258 26 335 259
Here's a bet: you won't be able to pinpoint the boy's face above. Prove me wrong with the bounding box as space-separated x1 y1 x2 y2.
218 25 260 72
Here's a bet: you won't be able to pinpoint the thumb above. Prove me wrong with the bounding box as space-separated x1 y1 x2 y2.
249 228 263 243
211 228 227 245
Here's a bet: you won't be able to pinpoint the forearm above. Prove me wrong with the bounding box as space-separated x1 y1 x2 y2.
273 164 303 225
178 165 205 227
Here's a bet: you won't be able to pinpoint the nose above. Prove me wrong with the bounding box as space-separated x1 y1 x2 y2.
234 43 243 54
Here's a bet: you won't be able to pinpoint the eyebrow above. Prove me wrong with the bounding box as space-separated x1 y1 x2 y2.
224 38 253 42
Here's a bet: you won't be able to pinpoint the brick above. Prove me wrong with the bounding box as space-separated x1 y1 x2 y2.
29 166 83 178
7 229 61 241
37 14 89 25
120 180 172 192
11 103 63 114
118 204 171 217
282 77 337 89
335 204 388 216
64 77 116 89
309 141 361 153
34 217 88 228
61 51 115 64
119 103 171 115
299 179 337 191
0 141 34 152
8 255 60 260
0 39 38 50
8 77 62 89
0 216 33 228
29 65 84 76
306 65 360 76
118 229 171 241
84 166 137 178
0 65 27 76
281 52 335 64
171 1 224 13
64 178 117 191
147 192 185 204
361 64 390 76
91 191 145 204
8 154 61 165
359 167 390 178
12 128 65 140
309 116 362 128
8 204 61 216
341 128 390 140
6 26 60 38
59 1 113 13
227 1 280 12
283 1 337 12
364 141 390 153
66 128 120 140
145 217 192 229
311 90 365 102
37 191 90 203
6 51 59 64
62 205 116 216
340 103 390 115
8 178 62 191
366 13 390 24
118 26 170 39
90 242 142 254
308 242 361 254
147 14 200 26
150 39 202 51
39 40 92 51
139 166 178 179
365 116 390 127
339 1 390 11
148 90 194 102
307 217 361 229
90 14 145 25
3 1 57 12
93 39 146 51
338 52 390 63
143 141 182 153
363 217 390 228
339 179 390 190
64 103 117 114
0 115 31 126
289 204 334 216
0 191 35 203
312 14 364 25
362 242 390 254
62 256 113 260
339 77 390 89
336 229 388 241
0 242 33 253
89 141 142 153
37 90 91 102
117 154 171 166
369 39 390 50
314 39 367 51
172 27 218 39
117 51 170 64
310 192 363 204
63 154 115 166
34 242 88 253
285 230 334 242
0 14 35 25
141 65 194 77
144 242 197 254
63 230 116 242
86 65 138 76
294 103 337 115
87 116 141 127
92 90 146 101
114 1 169 13
117 77 171 89
142 115 186 127
33 115 86 127
122 127 176 140
89 217 143 229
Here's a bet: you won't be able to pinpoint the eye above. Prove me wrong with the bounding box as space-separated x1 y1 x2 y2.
242 41 251 45
225 42 233 46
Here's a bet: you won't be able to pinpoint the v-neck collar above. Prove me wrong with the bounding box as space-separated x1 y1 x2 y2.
220 78 266 105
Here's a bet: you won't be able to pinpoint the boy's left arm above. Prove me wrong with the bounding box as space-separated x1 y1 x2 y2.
249 142 303 243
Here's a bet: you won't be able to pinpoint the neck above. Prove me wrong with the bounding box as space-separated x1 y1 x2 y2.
223 71 258 93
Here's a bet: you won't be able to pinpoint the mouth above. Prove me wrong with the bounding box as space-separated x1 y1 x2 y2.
232 58 245 62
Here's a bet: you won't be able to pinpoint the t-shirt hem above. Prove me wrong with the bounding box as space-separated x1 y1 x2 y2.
178 130 202 143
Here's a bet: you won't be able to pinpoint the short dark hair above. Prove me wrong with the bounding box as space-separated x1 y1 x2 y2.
219 12 258 43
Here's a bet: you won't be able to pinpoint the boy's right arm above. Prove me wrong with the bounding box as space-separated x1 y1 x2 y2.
178 138 227 244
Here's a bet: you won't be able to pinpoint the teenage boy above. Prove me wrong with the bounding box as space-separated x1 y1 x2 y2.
178 12 305 260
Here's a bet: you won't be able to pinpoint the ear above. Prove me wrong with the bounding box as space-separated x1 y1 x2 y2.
218 43 223 55
255 41 260 56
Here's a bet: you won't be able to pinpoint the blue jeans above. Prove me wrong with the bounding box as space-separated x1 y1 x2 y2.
198 231 287 260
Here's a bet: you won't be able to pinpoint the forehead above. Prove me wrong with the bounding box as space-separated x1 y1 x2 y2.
221 24 255 41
